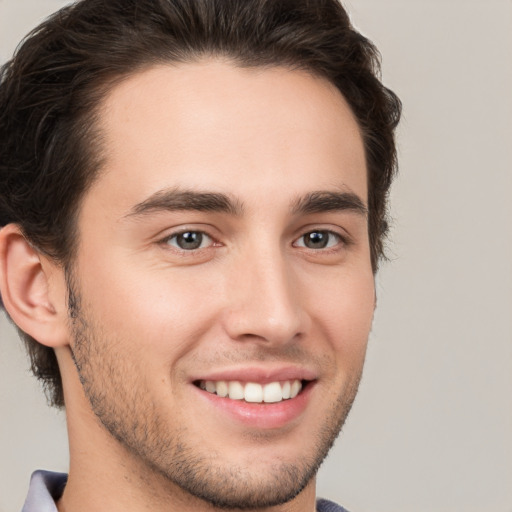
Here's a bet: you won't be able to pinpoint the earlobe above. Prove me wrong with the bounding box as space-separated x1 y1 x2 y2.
0 224 69 348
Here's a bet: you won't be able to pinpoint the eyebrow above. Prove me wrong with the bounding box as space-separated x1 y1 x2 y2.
125 187 367 220
125 188 244 218
291 191 368 217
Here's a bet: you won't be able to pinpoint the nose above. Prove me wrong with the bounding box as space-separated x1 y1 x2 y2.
222 247 310 346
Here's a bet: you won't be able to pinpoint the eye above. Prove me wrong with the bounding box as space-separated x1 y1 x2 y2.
165 231 213 251
294 230 342 250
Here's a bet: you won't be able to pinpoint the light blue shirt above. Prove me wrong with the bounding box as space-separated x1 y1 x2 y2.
22 471 66 512
22 470 349 512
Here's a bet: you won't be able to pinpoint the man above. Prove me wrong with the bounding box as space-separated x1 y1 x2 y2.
0 0 401 511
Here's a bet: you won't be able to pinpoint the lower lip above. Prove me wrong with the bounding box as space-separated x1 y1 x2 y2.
195 382 315 430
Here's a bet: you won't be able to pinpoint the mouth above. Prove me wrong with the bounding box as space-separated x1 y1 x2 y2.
193 379 309 404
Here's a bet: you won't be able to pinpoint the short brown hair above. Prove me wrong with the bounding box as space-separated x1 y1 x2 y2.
0 0 401 407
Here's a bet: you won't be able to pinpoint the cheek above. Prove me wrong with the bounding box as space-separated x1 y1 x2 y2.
310 270 375 357
77 260 222 358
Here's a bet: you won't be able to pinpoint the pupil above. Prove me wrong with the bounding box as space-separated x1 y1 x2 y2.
178 232 202 250
305 231 328 249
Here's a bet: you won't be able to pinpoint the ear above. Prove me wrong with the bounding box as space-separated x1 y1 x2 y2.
0 224 70 348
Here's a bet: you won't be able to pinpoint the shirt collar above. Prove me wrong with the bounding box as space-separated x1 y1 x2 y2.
22 470 67 512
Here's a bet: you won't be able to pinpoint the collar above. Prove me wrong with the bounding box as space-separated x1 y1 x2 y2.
22 470 67 512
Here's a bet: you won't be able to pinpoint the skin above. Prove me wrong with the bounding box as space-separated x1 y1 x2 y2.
5 61 376 512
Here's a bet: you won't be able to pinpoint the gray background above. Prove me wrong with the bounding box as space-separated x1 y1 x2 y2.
1 1 511 511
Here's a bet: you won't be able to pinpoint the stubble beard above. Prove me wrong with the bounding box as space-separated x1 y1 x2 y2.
67 282 364 510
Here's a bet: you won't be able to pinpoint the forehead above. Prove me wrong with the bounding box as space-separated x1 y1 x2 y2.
87 61 367 216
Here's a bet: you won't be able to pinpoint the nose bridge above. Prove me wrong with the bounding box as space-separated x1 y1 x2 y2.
224 240 306 345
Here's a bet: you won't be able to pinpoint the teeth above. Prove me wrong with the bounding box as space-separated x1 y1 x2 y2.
263 382 283 403
290 379 302 399
228 381 244 400
200 379 303 403
205 381 216 393
215 381 228 397
245 382 263 403
282 381 291 399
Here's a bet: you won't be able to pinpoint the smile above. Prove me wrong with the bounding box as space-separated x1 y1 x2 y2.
196 379 303 403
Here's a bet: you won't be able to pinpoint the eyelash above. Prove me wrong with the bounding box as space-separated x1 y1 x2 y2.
160 228 349 254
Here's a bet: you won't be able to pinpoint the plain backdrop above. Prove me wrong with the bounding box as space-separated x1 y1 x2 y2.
1 1 511 511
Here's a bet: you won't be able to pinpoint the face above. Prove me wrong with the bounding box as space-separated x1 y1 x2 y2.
66 61 375 509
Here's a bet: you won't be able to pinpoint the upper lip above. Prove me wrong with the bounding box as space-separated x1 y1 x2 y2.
190 365 318 385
